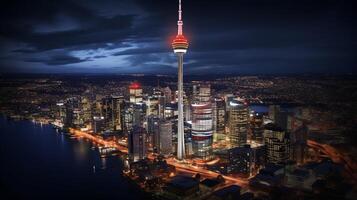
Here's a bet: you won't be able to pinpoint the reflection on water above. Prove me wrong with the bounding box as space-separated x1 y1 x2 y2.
73 139 90 163
0 117 150 199
101 157 107 170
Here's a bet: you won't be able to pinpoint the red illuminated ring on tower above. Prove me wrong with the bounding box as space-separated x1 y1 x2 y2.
172 35 189 50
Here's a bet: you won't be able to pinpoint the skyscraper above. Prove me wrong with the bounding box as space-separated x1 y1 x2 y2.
191 103 214 160
191 84 213 160
123 105 134 133
213 97 226 141
92 116 105 134
129 82 143 104
147 116 175 156
193 84 211 103
147 115 160 152
289 125 308 164
128 126 147 162
163 86 172 104
102 95 124 131
156 119 173 156
56 101 66 126
64 97 80 128
251 113 264 142
172 0 188 160
146 96 159 116
263 123 290 164
132 103 146 127
81 96 92 125
153 89 165 119
226 145 254 176
228 100 249 147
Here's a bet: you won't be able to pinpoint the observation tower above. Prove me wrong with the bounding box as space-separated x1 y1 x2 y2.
172 0 189 160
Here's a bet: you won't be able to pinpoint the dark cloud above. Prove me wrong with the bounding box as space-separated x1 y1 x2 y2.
0 0 136 52
25 55 88 65
0 0 356 74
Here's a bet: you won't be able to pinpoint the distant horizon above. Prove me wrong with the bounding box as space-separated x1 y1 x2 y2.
0 72 357 77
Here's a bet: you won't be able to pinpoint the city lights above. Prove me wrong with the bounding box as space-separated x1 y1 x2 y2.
1 0 356 199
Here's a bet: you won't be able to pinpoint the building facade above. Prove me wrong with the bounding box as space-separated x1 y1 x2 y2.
128 126 147 162
263 123 290 164
129 82 143 104
213 97 226 142
228 100 249 147
101 95 124 131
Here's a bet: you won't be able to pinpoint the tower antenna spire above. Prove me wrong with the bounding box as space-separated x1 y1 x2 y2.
177 0 183 35
179 0 182 20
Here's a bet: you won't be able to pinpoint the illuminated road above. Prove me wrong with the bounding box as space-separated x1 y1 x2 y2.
308 139 357 181
69 128 128 153
69 128 248 187
164 157 248 186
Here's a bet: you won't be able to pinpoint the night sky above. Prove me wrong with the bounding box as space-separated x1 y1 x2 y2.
0 0 356 74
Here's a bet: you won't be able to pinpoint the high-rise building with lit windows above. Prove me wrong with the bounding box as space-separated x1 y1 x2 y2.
213 97 226 141
81 96 92 125
92 116 105 134
153 89 165 119
191 103 213 160
228 100 249 147
64 97 81 128
191 84 213 160
251 113 264 142
146 96 159 116
193 84 211 103
129 82 143 104
155 119 173 156
128 126 147 162
101 95 124 131
263 123 290 164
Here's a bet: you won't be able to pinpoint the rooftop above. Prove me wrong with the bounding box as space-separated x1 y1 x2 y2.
167 175 198 190
200 178 221 188
213 185 241 198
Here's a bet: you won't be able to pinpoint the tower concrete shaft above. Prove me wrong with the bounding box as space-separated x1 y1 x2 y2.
177 52 185 159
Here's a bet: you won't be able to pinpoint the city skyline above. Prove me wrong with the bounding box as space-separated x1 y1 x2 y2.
1 0 356 74
2 73 356 199
1 1 356 199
